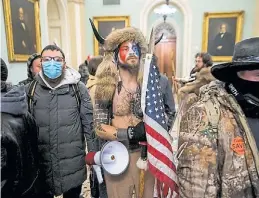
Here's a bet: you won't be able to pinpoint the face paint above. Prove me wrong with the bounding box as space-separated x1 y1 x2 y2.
118 41 140 64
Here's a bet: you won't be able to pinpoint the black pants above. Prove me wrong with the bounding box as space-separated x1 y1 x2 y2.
36 185 82 198
90 168 99 198
90 167 108 198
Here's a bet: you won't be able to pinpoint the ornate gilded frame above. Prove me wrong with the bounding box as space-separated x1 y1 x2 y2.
93 16 130 55
3 0 41 62
202 11 244 62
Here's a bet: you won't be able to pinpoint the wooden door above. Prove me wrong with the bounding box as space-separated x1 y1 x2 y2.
155 38 176 85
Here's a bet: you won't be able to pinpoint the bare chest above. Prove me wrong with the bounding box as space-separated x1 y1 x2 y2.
112 87 142 127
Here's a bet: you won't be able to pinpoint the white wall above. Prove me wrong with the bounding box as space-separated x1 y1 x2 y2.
0 0 49 84
1 0 257 84
85 0 257 78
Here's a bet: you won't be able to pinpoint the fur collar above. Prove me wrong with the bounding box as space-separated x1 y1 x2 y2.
104 27 148 56
179 67 216 97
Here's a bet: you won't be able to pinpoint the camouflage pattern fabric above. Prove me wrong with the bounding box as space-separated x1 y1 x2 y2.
177 81 259 198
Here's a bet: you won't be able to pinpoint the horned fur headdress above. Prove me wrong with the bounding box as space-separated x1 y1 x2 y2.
89 19 163 102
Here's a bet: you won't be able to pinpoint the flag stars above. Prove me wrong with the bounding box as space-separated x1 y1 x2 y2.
145 63 168 130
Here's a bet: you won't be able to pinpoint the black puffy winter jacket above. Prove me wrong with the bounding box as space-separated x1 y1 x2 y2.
1 86 39 198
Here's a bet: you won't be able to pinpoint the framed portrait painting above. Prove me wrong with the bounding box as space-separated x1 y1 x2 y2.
202 11 244 62
93 16 130 55
3 0 41 62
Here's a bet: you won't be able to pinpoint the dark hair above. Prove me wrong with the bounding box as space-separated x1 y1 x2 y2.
84 60 88 66
88 56 103 76
1 58 8 81
195 52 213 67
41 45 65 59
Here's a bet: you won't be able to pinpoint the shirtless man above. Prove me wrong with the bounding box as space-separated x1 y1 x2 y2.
89 20 157 198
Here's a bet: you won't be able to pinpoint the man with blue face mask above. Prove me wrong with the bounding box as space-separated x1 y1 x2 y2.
25 45 95 198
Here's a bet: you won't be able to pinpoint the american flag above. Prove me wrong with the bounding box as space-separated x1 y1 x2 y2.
141 54 178 198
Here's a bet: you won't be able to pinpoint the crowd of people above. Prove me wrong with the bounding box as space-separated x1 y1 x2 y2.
1 21 258 198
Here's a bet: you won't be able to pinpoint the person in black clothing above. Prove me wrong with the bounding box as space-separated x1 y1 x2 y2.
210 24 235 56
1 58 39 198
18 53 41 85
13 7 36 55
85 55 105 198
78 60 90 84
25 45 94 198
153 56 176 129
1 58 12 92
211 37 259 149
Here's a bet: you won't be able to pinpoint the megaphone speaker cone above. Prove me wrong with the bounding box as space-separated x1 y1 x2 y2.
102 154 116 164
100 141 130 176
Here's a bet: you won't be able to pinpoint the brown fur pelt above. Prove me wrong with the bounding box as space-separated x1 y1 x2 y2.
95 53 118 102
94 27 148 102
105 27 148 56
178 67 216 103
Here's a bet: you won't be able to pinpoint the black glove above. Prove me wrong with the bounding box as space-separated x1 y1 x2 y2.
127 121 146 143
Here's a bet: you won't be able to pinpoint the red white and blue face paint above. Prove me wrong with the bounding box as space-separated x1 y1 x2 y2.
118 41 140 65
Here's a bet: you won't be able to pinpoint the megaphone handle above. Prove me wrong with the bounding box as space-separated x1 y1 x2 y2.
93 165 104 184
140 144 148 160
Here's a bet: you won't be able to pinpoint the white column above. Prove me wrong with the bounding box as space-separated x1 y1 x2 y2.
254 0 259 36
75 3 82 66
40 0 49 48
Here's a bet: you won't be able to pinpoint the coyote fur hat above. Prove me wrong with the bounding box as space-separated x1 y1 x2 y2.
89 19 163 102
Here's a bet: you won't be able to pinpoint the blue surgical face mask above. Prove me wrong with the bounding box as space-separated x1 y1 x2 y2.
42 60 63 79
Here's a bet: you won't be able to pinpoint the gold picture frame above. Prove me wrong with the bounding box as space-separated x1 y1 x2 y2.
202 11 244 62
93 16 130 56
3 0 41 62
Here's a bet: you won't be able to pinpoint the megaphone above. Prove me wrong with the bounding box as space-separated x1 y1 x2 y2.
86 141 130 176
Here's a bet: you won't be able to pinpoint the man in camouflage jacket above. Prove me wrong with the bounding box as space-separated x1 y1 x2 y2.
177 37 259 198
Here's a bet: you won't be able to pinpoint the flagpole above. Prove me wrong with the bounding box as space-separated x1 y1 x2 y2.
138 54 152 198
138 143 147 198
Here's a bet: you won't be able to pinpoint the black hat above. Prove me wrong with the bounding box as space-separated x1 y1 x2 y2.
1 58 8 81
26 53 41 78
211 37 259 82
27 53 41 68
